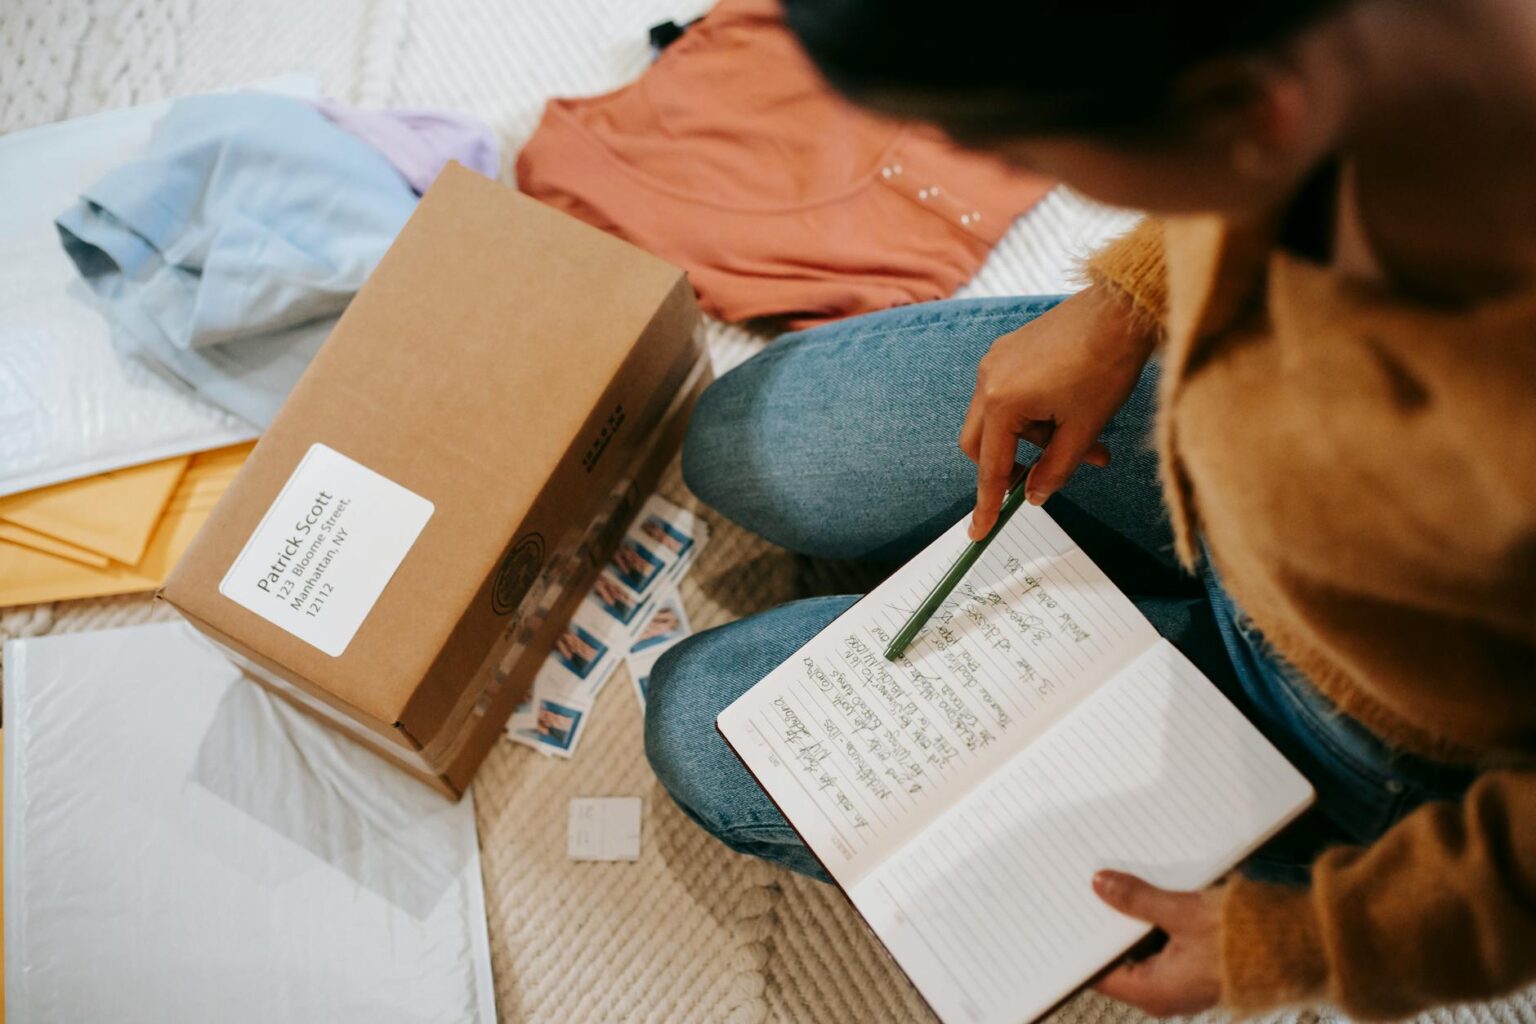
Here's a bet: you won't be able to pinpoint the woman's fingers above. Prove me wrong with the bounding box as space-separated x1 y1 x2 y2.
1092 871 1184 1012
968 419 1113 537
1093 871 1191 926
1090 872 1222 1017
1095 957 1183 1016
1025 419 1101 505
1082 441 1112 467
958 395 985 462
1016 423 1109 467
1017 422 1054 450
968 419 1020 540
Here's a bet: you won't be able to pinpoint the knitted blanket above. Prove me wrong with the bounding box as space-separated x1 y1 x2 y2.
2 1 1528 1022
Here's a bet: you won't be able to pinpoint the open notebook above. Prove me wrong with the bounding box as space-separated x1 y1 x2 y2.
717 502 1313 1024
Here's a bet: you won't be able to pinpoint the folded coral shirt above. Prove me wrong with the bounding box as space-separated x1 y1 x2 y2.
55 94 417 427
515 0 1053 327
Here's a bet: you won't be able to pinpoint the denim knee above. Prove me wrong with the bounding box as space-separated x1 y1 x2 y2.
681 298 1070 559
679 372 743 528
643 631 758 835
644 629 835 882
643 597 859 836
643 639 711 818
680 358 835 555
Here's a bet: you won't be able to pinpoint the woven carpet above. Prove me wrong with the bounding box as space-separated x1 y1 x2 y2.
3 2 1533 1022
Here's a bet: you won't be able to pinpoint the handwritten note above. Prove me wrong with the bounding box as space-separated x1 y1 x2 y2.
717 500 1313 1024
719 503 1157 882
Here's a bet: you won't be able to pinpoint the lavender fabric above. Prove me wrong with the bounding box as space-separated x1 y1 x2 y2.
310 99 501 193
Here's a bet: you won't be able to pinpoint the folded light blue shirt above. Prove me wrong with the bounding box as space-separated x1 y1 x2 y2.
56 93 418 427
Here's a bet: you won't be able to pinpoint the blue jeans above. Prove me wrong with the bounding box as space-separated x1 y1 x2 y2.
645 296 1475 886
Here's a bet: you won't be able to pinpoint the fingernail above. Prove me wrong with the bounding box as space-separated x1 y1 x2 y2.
1093 871 1116 895
1026 489 1046 506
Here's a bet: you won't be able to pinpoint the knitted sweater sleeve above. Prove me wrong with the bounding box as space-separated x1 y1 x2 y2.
1084 217 1168 326
1220 769 1536 1018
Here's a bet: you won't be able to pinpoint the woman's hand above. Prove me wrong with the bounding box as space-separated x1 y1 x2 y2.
959 285 1155 540
1092 870 1223 1017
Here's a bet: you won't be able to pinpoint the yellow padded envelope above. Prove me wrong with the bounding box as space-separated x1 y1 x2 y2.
0 523 111 567
0 455 190 566
0 443 254 608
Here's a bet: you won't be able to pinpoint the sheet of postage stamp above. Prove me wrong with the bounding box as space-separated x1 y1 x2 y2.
507 495 707 758
625 586 691 712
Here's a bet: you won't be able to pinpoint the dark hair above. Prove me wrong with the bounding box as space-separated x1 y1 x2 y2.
782 0 1348 140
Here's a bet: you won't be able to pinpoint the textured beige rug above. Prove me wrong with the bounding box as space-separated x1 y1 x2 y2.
2 2 1532 1023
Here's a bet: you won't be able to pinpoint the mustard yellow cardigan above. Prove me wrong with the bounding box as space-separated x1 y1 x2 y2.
1088 218 1536 1019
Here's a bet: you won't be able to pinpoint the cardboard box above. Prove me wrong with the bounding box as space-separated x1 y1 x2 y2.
161 165 708 797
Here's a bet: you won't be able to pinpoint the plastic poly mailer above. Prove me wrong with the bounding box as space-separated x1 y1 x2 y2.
3 621 497 1024
0 78 320 496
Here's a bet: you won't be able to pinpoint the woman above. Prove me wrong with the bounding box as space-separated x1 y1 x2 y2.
644 0 1536 1017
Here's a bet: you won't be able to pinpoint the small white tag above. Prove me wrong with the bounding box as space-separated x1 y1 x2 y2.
567 797 642 862
219 443 434 657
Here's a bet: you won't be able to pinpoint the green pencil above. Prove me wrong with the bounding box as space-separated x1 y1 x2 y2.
883 472 1033 662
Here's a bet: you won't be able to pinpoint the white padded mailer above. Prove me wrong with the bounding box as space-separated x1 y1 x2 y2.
0 80 325 496
3 621 497 1024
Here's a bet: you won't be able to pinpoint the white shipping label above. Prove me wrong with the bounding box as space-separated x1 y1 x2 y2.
219 443 434 657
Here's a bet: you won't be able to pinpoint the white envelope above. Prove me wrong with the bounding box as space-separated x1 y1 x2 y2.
3 620 497 1023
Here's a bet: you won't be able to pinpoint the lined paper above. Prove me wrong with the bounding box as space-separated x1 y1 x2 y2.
851 641 1312 1024
717 501 1313 1024
718 503 1158 883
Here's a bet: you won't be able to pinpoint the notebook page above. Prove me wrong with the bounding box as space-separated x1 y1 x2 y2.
717 504 1159 885
850 640 1314 1024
